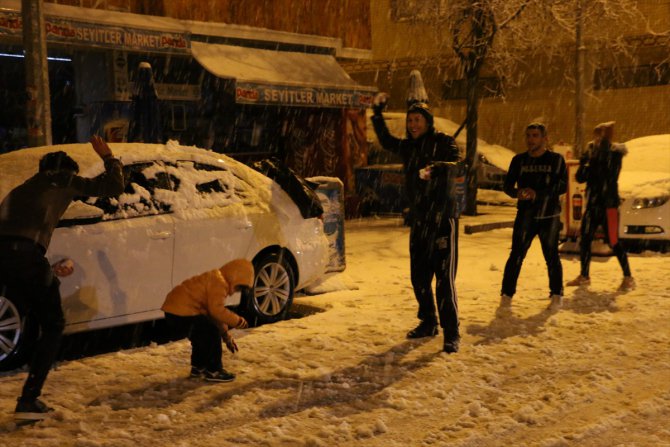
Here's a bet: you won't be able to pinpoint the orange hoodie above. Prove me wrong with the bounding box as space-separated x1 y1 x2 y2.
162 259 254 328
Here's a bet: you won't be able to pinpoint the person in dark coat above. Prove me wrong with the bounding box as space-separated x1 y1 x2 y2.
371 93 464 353
499 123 567 313
567 121 634 291
0 136 124 421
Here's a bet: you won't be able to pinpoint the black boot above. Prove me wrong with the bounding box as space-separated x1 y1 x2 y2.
443 338 460 354
15 398 54 421
406 321 438 339
443 329 460 353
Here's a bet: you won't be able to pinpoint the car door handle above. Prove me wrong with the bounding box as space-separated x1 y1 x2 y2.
147 230 172 239
237 222 253 230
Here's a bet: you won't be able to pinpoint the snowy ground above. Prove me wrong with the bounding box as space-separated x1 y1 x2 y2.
1 205 669 446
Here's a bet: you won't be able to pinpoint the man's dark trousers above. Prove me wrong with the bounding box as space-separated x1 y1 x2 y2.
501 210 563 297
0 236 65 401
579 204 631 277
409 217 459 340
164 313 223 372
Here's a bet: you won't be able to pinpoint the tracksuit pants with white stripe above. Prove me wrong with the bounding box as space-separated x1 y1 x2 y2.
409 218 459 340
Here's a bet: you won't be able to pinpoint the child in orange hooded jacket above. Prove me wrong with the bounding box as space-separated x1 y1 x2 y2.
162 259 252 382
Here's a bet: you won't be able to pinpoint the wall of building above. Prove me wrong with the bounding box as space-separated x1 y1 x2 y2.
46 0 372 50
369 0 448 60
433 47 670 151
347 0 670 152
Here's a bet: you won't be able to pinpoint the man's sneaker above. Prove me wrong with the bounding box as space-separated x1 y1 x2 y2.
406 321 438 339
204 369 236 383
443 338 460 354
547 294 563 311
189 367 205 379
496 294 513 317
499 294 513 307
14 398 54 421
566 275 590 286
618 276 635 291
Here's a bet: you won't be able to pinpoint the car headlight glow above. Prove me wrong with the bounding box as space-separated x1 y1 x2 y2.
631 195 670 209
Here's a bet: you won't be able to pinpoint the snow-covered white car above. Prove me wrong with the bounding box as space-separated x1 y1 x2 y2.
0 141 329 370
618 135 670 251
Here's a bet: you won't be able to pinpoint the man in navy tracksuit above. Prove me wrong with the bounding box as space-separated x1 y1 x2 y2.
567 121 633 291
371 94 464 353
500 123 567 312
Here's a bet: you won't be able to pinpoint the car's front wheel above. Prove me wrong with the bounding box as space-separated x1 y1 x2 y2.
245 252 295 325
0 288 36 371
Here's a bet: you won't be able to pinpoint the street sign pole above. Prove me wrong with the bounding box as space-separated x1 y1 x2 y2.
22 0 52 147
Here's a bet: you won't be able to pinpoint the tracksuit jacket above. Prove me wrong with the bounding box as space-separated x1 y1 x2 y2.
576 140 626 208
371 114 462 225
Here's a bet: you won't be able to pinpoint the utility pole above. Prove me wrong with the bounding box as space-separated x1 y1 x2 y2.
574 0 585 158
22 0 52 147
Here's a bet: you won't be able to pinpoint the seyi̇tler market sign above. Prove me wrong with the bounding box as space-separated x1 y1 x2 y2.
235 82 375 108
0 11 189 53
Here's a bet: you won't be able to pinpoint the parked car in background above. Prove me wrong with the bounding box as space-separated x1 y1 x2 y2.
561 134 669 252
0 141 329 370
618 135 670 252
358 111 515 215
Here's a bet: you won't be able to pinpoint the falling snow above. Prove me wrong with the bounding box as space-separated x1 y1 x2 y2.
1 206 668 446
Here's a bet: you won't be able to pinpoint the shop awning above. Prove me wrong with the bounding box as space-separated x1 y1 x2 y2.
191 41 376 108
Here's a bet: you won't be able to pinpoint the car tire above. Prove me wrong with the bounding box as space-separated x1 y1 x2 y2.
0 287 37 371
244 251 295 326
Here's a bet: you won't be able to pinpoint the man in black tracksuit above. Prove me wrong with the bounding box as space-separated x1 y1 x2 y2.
567 121 633 291
500 123 567 311
0 136 124 421
371 95 464 353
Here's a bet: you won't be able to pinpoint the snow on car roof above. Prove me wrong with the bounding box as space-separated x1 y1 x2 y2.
366 110 515 170
0 140 273 202
622 134 670 175
619 134 670 198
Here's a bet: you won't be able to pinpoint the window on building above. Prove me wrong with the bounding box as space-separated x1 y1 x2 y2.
170 104 187 131
391 0 449 21
228 105 285 156
127 54 203 85
594 63 670 90
442 77 504 100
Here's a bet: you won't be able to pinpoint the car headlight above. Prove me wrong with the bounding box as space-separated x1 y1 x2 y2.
631 195 670 209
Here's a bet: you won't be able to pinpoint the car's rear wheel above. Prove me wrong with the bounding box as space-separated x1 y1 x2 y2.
0 288 36 371
245 252 295 325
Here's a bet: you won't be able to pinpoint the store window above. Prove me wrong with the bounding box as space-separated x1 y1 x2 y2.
127 54 202 86
391 0 449 21
228 105 286 157
594 63 670 90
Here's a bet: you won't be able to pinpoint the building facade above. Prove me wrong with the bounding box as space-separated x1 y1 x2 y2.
0 0 374 192
343 0 670 152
